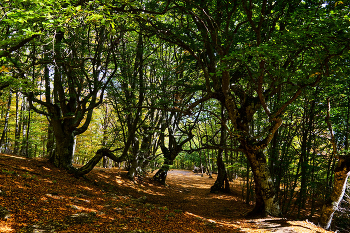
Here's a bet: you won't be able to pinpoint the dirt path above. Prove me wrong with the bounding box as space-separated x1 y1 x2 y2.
150 170 250 219
143 169 332 233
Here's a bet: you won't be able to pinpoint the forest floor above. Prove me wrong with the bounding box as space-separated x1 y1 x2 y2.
0 153 334 233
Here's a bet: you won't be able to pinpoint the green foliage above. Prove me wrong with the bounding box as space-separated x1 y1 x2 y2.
0 1 350 224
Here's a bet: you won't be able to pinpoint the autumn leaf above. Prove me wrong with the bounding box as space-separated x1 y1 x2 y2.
0 66 9 73
335 1 343 7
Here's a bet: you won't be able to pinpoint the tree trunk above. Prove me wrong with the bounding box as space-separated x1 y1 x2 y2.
102 105 111 168
0 91 11 152
211 104 230 193
245 161 251 204
153 114 194 184
298 100 315 216
48 116 76 172
13 92 21 155
127 138 140 180
20 96 29 157
49 128 127 177
153 159 172 185
319 156 350 229
244 147 281 217
319 98 350 229
153 143 174 185
74 148 127 176
211 151 230 193
128 156 139 180
128 130 153 180
51 131 76 171
25 101 31 157
46 122 55 158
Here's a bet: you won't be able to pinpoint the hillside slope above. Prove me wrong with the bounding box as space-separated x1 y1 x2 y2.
0 154 332 233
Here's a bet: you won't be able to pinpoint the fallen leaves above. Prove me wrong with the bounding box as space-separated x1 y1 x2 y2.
0 153 334 233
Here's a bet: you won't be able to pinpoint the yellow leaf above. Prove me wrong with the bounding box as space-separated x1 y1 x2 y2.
0 66 9 73
335 1 343 6
309 72 321 78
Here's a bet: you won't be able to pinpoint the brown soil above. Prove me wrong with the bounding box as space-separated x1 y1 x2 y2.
0 154 333 233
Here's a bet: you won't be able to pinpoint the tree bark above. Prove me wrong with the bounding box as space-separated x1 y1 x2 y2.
50 127 76 172
243 145 281 217
298 99 315 216
46 122 55 158
128 130 152 180
154 132 193 184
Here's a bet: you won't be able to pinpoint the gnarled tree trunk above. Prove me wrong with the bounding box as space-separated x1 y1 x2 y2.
49 129 76 172
74 148 126 176
241 143 281 217
210 150 230 193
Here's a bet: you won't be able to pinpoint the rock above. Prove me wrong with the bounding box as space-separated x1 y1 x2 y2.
65 212 97 224
72 198 90 203
0 205 10 220
67 204 83 210
31 224 55 233
24 223 58 233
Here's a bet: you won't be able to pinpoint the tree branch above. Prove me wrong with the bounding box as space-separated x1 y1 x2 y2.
0 35 39 58
74 148 126 176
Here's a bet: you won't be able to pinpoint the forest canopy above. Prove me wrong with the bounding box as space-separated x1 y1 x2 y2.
0 0 350 230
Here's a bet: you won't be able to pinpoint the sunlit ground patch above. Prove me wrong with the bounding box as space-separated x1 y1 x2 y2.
0 224 14 232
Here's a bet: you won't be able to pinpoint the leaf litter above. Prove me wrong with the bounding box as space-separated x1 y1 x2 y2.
0 154 333 232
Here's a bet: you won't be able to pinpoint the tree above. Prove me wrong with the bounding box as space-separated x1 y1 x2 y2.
153 111 195 184
210 104 230 193
1 0 350 228
122 0 350 216
151 51 201 184
319 99 350 229
108 30 171 180
23 2 121 174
